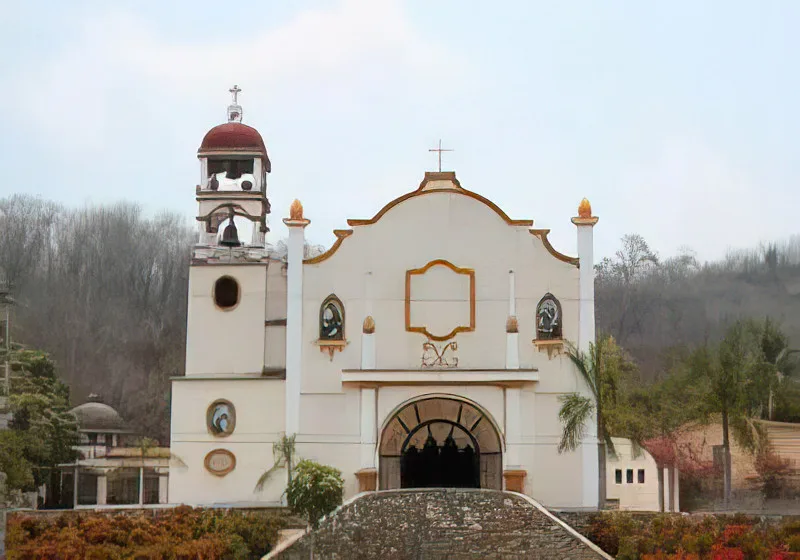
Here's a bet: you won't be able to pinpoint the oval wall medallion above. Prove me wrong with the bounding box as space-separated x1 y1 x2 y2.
207 399 236 437
205 449 236 477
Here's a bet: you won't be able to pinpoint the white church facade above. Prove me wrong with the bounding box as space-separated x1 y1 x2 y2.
169 89 601 509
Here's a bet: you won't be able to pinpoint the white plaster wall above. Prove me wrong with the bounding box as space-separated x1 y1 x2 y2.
177 176 595 508
298 189 580 389
185 264 268 375
605 438 661 511
288 181 592 508
264 261 288 370
169 379 286 505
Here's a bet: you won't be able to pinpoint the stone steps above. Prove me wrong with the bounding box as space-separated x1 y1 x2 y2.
265 489 611 560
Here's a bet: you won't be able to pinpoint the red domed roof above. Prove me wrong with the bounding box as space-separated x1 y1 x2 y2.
199 123 271 172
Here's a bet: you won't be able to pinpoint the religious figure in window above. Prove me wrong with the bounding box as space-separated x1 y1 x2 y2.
319 295 345 341
536 293 562 340
207 400 235 436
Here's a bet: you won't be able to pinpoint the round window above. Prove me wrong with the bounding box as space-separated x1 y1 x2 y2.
207 400 236 437
214 276 239 310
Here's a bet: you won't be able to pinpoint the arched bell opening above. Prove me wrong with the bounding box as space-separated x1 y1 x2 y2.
378 396 502 490
215 215 257 247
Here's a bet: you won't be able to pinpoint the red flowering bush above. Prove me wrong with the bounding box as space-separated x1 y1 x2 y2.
5 506 294 560
588 512 800 560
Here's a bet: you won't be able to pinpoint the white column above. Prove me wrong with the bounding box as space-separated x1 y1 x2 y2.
506 270 519 369
138 467 145 506
505 388 522 467
158 475 169 504
581 422 599 508
96 474 107 506
199 157 208 187
362 330 376 369
572 208 598 354
673 468 680 512
283 203 310 437
73 466 79 508
253 158 263 191
360 388 377 469
506 323 519 369
573 204 600 508
508 270 516 316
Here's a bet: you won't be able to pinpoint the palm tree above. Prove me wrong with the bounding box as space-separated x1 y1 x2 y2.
558 335 627 509
255 433 297 494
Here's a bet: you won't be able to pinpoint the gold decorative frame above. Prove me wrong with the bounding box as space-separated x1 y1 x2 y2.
405 259 475 341
204 449 236 477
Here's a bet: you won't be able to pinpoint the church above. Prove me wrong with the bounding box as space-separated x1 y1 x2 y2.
169 88 601 509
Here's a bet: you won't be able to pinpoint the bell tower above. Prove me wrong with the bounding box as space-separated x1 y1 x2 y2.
194 85 271 261
183 86 277 377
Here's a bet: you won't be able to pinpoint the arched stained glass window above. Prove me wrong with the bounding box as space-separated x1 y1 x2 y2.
536 293 562 340
319 294 345 341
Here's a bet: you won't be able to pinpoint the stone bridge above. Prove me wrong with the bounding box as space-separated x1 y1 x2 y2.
266 489 611 560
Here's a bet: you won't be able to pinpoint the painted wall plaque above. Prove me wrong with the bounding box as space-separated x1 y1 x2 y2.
207 399 236 436
204 449 236 477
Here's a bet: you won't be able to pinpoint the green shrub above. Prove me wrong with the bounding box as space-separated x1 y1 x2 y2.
286 459 344 528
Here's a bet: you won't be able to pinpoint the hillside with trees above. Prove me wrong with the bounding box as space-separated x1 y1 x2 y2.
1 194 799 443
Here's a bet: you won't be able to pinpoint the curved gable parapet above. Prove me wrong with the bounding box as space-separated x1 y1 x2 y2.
529 229 579 267
303 172 536 265
347 172 533 228
304 229 353 264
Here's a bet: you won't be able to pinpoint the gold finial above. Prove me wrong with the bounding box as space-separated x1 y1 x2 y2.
578 198 592 219
506 315 519 334
289 199 304 220
362 315 375 334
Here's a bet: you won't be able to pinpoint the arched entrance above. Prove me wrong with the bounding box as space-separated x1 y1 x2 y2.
378 396 503 490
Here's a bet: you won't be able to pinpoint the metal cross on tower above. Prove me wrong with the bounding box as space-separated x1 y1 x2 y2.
428 139 453 172
229 84 242 104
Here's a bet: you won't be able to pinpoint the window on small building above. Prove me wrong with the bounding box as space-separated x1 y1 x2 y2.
638 469 645 484
87 433 97 445
626 469 634 484
615 469 622 484
214 276 240 310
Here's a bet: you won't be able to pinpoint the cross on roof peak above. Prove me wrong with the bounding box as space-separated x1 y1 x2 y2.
428 139 453 172
229 85 242 104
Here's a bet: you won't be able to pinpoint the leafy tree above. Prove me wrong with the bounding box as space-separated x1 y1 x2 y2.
755 318 799 421
2 346 78 492
286 460 344 528
688 320 763 505
558 334 636 508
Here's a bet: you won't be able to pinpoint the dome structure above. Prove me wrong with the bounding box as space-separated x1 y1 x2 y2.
70 402 129 432
198 123 271 172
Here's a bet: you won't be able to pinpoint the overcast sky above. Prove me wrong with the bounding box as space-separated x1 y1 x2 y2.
1 0 798 261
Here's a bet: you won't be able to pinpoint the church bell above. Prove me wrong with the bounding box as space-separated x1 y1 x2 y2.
220 217 241 247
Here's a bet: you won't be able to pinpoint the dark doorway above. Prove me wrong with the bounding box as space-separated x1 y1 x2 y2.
400 421 480 488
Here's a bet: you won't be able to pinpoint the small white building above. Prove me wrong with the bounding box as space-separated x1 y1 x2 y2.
57 396 169 508
606 437 679 512
169 88 603 509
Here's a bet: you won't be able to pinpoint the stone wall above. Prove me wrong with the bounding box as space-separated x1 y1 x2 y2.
269 489 611 560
